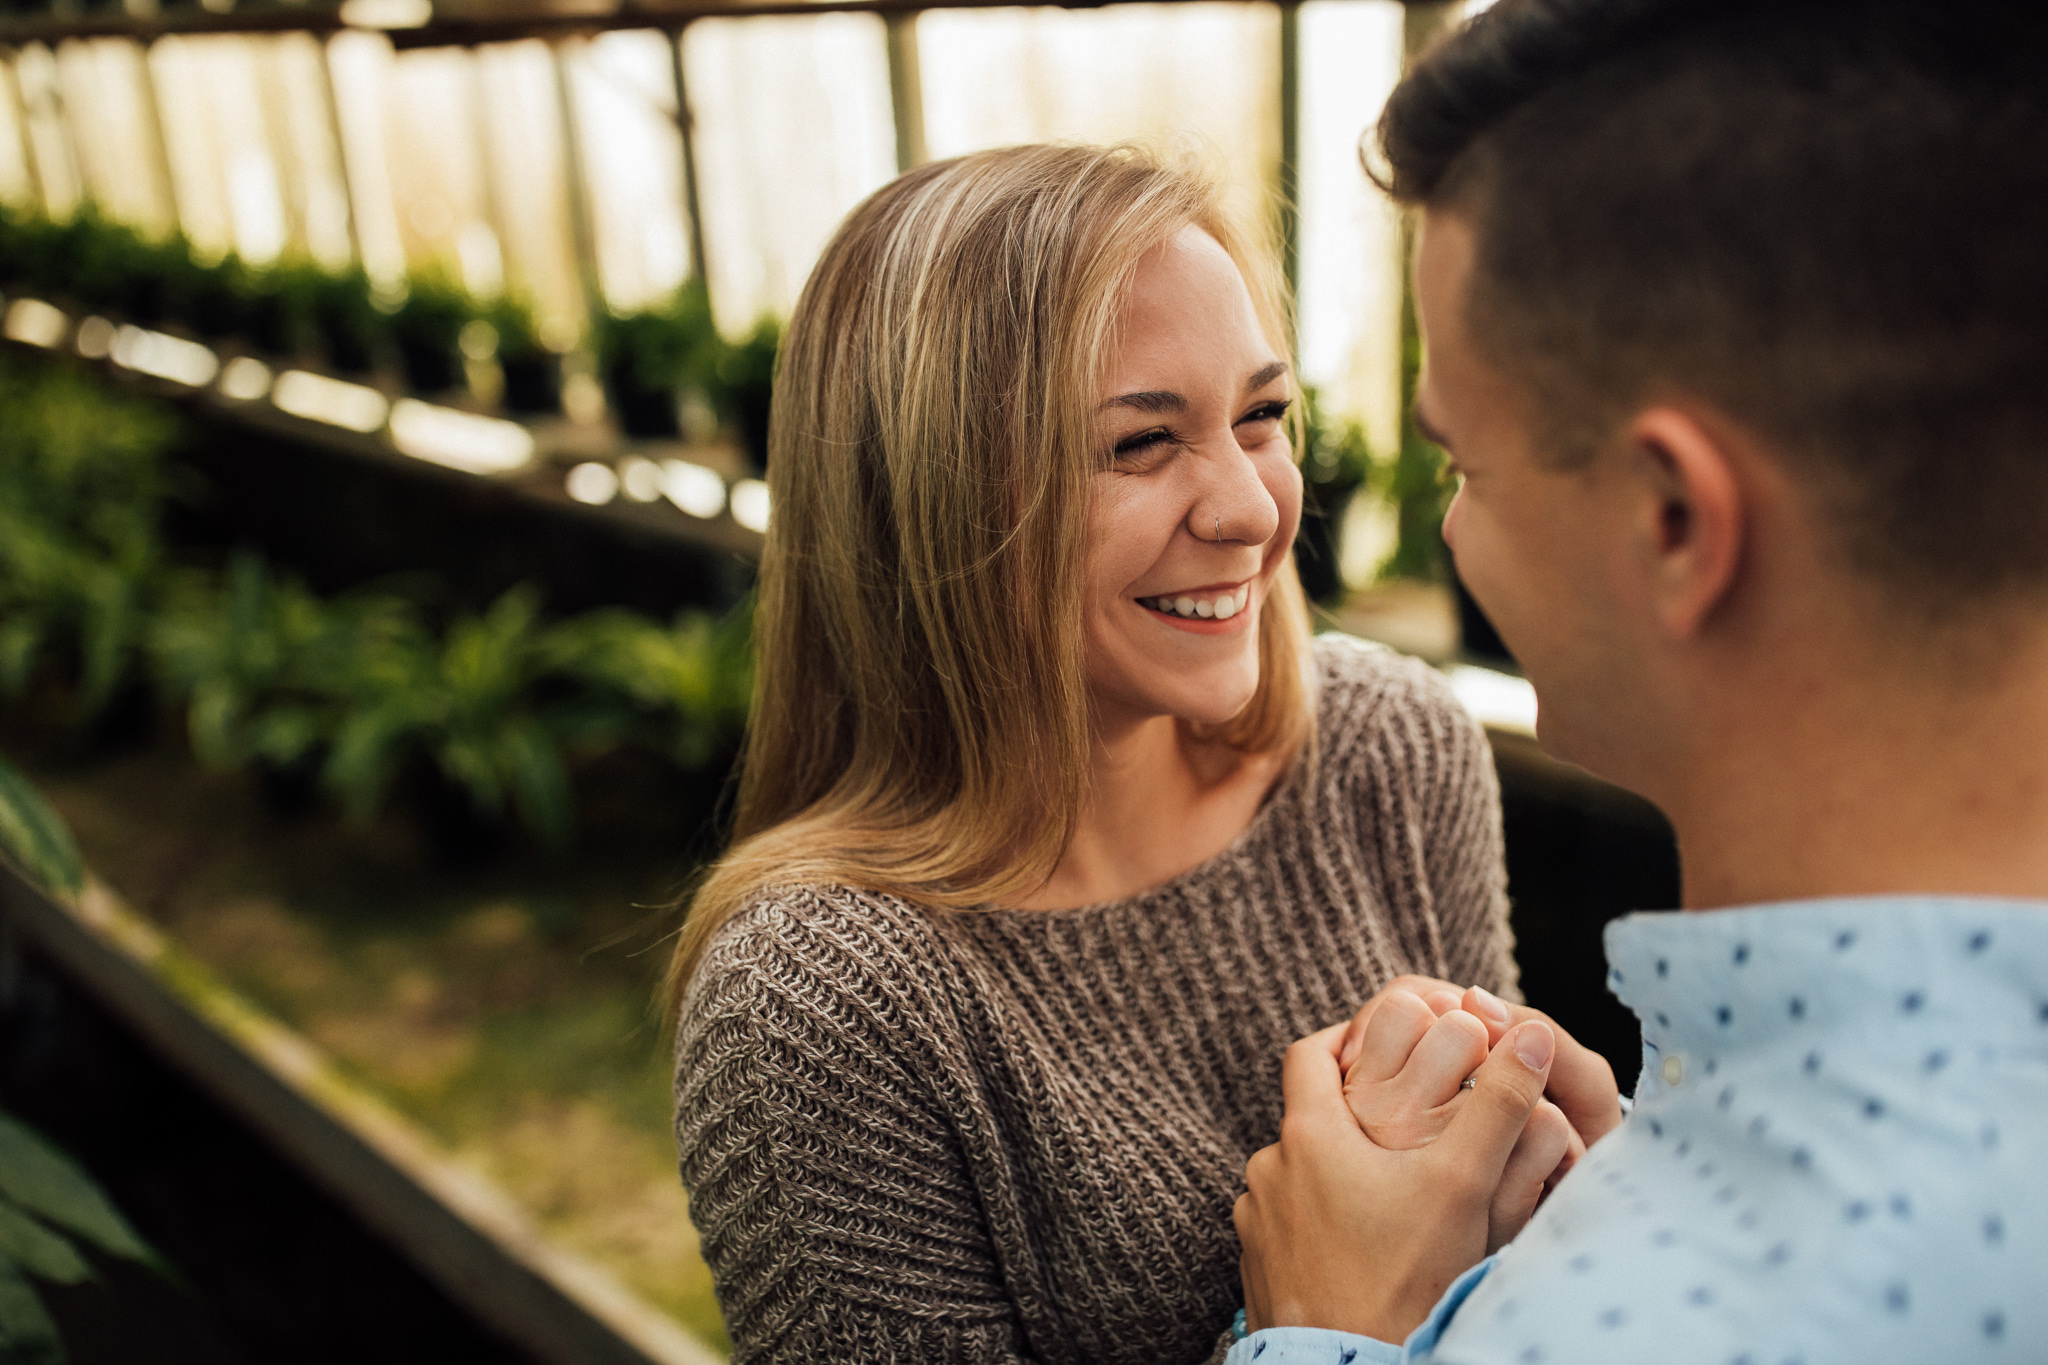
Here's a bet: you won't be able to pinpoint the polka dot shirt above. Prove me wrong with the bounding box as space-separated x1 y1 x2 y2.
1227 897 2048 1365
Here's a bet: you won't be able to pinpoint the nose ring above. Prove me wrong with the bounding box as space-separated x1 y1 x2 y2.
1214 516 1222 546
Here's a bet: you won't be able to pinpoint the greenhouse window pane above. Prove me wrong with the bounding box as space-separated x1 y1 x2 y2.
382 46 503 293
0 57 35 209
563 30 693 315
474 40 584 345
1296 0 1405 448
683 13 896 334
267 34 357 271
917 3 1281 236
150 36 294 265
55 39 175 237
327 31 414 289
14 44 84 219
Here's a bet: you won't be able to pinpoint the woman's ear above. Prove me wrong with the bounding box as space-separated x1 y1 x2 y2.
1624 407 1745 641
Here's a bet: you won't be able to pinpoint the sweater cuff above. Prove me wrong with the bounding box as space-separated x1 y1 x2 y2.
1221 1255 1500 1365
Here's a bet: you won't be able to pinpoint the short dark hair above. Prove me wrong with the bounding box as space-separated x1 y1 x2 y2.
1377 0 2048 606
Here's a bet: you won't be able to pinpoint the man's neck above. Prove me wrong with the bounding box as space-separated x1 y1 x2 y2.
1663 622 2048 911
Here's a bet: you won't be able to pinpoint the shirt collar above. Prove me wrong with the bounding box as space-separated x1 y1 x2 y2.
1602 897 2048 1066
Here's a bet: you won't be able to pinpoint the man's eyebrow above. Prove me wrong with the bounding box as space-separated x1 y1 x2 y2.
1411 398 1452 450
1102 389 1185 414
1246 361 1289 393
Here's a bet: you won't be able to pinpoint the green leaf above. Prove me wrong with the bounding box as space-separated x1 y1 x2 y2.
0 1257 63 1365
324 707 414 824
0 1113 155 1270
0 757 82 903
0 1202 90 1287
498 720 573 855
0 618 44 697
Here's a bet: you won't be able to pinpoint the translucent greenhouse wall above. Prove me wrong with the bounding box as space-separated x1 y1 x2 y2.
0 0 1445 444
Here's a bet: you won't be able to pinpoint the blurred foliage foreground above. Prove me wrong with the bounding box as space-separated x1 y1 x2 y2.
0 1105 164 1365
0 352 751 855
0 350 742 1348
0 750 166 1365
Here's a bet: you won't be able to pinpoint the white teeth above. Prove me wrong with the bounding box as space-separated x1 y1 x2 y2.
1142 589 1250 620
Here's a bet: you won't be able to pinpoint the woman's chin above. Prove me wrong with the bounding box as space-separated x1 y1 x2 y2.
1164 674 1261 729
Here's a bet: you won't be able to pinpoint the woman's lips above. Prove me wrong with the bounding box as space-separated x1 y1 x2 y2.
1136 583 1255 633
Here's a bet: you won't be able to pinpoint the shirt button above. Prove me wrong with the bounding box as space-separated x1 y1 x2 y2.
1663 1055 1685 1086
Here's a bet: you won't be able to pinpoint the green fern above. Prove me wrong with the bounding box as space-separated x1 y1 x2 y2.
0 754 81 905
0 1108 165 1365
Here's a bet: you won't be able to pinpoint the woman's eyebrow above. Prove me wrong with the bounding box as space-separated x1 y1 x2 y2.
1245 361 1289 393
1102 363 1290 414
1102 389 1185 414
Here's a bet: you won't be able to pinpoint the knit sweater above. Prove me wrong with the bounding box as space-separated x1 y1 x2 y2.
673 635 1517 1364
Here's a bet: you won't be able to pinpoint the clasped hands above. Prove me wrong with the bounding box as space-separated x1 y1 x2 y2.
1234 975 1623 1344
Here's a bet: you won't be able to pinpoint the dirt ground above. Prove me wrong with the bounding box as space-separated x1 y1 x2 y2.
5 699 732 1353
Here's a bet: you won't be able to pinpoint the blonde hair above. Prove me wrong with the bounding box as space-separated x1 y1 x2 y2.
666 144 1314 1002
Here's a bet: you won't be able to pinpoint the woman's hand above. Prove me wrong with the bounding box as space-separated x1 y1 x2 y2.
1335 990 1579 1252
1235 1017 1561 1342
1337 976 1624 1156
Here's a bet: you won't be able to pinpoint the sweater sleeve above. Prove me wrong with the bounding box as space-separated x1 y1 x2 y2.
673 896 1038 1364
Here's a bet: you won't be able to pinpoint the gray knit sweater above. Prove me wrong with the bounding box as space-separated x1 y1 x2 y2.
673 636 1517 1363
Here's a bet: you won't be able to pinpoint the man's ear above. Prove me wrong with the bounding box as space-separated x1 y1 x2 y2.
1625 408 1744 640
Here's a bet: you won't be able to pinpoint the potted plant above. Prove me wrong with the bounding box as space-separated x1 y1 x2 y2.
538 600 752 770
488 295 561 416
318 587 575 861
1293 388 1376 605
0 354 176 729
712 315 779 471
147 554 358 813
310 263 387 377
593 280 721 440
242 258 328 366
388 271 473 395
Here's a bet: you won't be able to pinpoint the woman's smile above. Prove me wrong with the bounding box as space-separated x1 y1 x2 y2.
1082 223 1301 730
1136 581 1256 631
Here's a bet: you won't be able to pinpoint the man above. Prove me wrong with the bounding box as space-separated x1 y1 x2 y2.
1229 0 2048 1360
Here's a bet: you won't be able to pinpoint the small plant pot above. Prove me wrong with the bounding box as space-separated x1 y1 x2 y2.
500 352 562 416
604 370 681 439
398 338 463 396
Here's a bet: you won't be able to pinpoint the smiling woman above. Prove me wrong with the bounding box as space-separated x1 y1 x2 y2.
667 145 1518 1364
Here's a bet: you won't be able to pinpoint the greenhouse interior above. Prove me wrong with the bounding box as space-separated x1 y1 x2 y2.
0 0 1703 1359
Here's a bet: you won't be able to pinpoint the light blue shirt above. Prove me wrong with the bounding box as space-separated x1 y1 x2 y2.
1227 897 2048 1365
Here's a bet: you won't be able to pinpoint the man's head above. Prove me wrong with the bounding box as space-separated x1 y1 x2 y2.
1380 0 2048 788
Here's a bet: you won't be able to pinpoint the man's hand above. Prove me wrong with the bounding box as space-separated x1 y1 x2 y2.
1235 1017 1560 1341
1337 992 1579 1251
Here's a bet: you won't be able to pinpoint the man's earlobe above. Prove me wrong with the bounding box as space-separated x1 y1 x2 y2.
1628 408 1744 641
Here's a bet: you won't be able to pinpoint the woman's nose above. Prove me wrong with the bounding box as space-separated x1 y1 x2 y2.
1190 443 1281 548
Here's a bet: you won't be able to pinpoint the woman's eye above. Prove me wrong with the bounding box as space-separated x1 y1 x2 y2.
1112 428 1174 461
1236 399 1291 432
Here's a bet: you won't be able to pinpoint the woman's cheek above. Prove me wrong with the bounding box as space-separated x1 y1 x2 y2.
1262 455 1305 572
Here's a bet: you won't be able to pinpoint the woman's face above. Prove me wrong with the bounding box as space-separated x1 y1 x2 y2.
1084 224 1302 730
